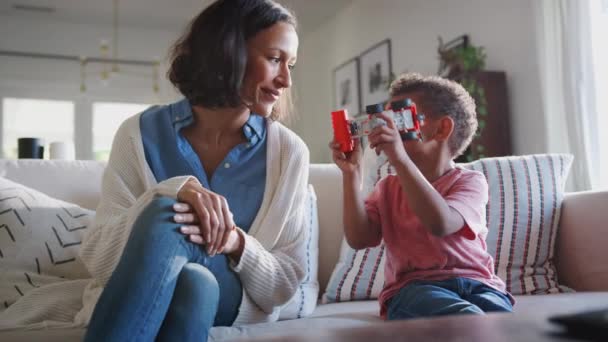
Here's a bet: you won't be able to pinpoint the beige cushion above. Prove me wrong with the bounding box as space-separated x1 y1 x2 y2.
0 160 104 211
309 164 345 292
556 191 608 291
279 185 320 319
0 177 93 312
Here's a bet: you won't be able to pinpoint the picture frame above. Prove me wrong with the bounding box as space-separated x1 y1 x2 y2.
437 34 470 78
333 57 361 117
359 39 392 109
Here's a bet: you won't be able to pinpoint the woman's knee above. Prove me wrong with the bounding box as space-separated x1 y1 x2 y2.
131 196 181 240
141 196 178 220
178 264 220 301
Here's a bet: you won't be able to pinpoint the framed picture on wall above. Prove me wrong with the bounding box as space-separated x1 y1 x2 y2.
333 58 361 117
359 39 392 109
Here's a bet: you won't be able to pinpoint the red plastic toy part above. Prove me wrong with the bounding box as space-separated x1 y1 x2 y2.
331 99 425 154
331 109 354 153
410 102 421 131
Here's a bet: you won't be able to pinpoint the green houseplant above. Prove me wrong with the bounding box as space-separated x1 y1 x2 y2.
437 35 488 161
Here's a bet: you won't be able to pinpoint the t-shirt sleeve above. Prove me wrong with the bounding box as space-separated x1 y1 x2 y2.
444 171 489 240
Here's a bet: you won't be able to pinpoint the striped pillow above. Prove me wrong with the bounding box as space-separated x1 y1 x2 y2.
323 153 573 303
463 154 573 295
322 240 386 303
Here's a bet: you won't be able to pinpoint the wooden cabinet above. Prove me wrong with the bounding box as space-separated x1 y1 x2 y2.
455 71 512 163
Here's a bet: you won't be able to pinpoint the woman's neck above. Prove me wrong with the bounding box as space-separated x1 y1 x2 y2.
190 105 250 146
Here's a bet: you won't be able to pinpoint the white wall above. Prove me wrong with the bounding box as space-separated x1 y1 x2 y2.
0 15 182 159
1 1 547 163
292 0 545 163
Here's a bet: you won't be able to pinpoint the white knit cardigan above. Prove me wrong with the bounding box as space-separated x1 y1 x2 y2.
0 113 310 329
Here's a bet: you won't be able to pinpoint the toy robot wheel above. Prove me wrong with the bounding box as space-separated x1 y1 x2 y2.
400 131 420 141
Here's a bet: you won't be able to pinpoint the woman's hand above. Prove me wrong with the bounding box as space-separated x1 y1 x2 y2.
175 204 242 255
368 112 409 166
175 179 236 256
330 139 363 175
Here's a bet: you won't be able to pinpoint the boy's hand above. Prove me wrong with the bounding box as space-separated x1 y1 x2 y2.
368 112 408 166
330 139 362 175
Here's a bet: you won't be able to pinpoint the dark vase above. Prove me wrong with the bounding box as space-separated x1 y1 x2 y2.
17 137 44 159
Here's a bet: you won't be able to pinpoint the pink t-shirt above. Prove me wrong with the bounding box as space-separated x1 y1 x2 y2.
365 167 510 318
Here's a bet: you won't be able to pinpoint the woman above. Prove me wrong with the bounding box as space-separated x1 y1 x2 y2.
79 0 309 341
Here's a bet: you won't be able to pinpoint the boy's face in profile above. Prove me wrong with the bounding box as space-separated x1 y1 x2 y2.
388 91 444 165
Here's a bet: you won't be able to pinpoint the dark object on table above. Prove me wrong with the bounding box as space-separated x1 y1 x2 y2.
17 137 44 159
549 308 608 341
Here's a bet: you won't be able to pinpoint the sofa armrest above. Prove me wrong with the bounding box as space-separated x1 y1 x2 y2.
555 190 608 291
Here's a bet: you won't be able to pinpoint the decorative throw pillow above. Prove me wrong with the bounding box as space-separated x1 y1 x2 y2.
461 154 573 295
0 177 93 312
322 239 386 303
323 153 573 303
279 184 319 319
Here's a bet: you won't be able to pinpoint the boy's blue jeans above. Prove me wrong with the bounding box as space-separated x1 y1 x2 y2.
84 197 242 342
386 277 513 320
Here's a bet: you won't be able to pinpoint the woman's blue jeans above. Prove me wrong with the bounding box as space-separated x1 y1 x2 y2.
386 277 513 320
84 197 242 342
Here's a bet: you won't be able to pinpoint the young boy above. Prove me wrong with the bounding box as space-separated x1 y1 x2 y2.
330 73 513 320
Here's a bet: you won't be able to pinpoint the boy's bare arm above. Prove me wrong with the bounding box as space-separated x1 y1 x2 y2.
342 172 382 249
330 139 382 250
392 158 464 237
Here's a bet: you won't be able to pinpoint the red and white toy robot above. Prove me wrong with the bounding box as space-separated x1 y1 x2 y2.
331 99 426 153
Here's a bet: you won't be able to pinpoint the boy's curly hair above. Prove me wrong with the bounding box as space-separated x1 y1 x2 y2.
389 72 477 158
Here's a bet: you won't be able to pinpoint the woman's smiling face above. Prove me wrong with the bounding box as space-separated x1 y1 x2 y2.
240 21 298 116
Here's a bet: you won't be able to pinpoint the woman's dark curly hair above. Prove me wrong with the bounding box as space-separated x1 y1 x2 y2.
168 0 297 121
389 72 478 158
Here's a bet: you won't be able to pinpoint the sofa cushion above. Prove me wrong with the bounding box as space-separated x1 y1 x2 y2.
0 159 105 210
323 153 573 303
3 292 608 341
462 154 573 295
0 177 93 312
556 191 608 291
279 184 320 319
322 240 386 303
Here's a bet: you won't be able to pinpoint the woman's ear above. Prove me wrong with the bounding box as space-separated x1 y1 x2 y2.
434 116 454 142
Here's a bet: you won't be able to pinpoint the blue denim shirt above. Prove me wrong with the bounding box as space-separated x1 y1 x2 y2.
140 98 267 232
139 98 267 323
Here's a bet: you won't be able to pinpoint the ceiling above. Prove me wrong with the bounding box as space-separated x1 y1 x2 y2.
0 0 353 33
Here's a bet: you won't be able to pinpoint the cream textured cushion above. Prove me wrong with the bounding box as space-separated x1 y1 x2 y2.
280 185 320 319
0 177 93 312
